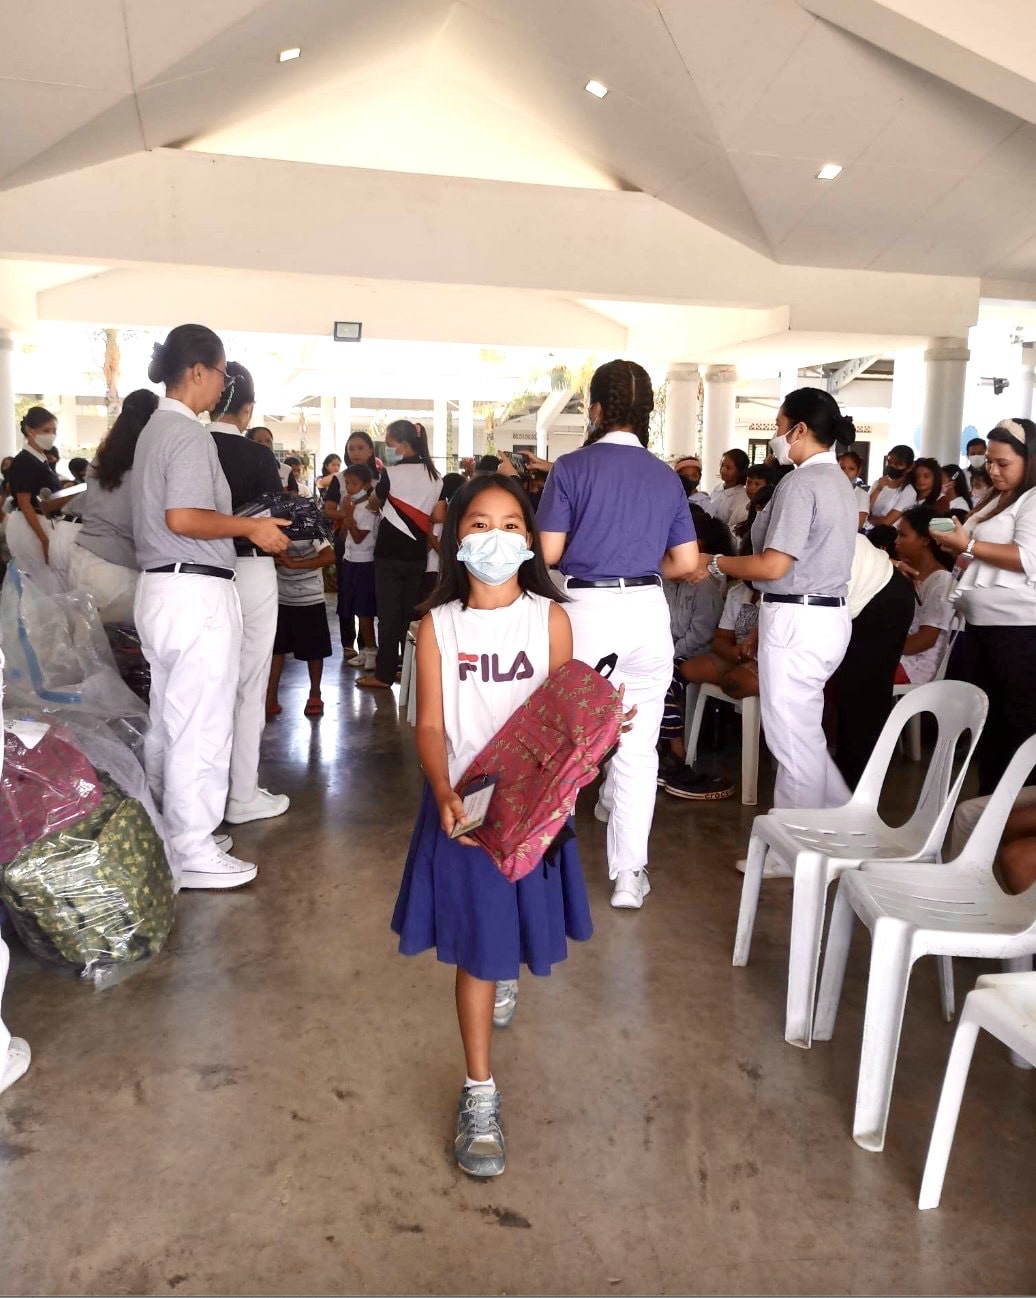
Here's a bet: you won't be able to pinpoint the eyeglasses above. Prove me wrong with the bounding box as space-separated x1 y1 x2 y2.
207 364 236 398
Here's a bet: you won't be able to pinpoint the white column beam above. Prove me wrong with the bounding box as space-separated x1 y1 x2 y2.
1019 342 1035 422
458 395 475 461
664 363 700 459
319 394 336 468
432 395 448 469
60 393 79 449
701 366 738 493
534 385 571 459
779 366 800 400
0 330 17 460
922 337 970 466
334 389 351 454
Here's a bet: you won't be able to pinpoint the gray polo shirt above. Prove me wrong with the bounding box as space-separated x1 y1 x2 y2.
754 452 857 598
132 399 236 571
76 466 137 569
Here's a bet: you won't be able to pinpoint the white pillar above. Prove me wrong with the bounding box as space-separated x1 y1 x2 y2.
0 331 16 460
1019 342 1035 422
334 389 351 454
664 363 700 459
457 395 474 461
534 385 571 459
59 394 78 449
432 395 448 469
779 366 800 400
701 366 737 492
318 395 337 470
922 337 970 466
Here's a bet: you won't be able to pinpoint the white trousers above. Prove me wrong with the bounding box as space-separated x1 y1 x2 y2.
757 601 852 810
135 572 242 870
65 544 138 625
4 511 64 595
563 583 673 878
228 556 278 806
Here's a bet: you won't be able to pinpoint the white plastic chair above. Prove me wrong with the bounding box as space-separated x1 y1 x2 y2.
892 618 962 761
398 621 420 727
813 732 1036 1153
733 680 987 1049
919 971 1036 1210
685 683 761 806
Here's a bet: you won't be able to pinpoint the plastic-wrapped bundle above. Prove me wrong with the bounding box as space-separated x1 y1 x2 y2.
104 623 151 703
0 721 105 866
234 491 334 542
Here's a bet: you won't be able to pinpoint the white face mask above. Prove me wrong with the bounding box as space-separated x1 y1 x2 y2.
770 433 794 466
32 432 56 452
456 529 534 586
349 488 369 503
968 454 986 471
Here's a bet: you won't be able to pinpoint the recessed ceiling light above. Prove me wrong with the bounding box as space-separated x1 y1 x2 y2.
278 47 301 63
584 79 608 99
816 163 843 181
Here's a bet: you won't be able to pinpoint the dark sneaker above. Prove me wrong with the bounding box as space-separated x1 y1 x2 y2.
657 750 685 787
663 768 735 801
455 1086 506 1177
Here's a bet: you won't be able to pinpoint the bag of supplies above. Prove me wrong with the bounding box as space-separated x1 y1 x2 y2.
458 659 623 883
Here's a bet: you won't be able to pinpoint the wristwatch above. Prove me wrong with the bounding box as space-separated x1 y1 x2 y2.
707 555 724 580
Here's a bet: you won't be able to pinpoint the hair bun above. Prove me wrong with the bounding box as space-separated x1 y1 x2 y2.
840 413 857 445
147 342 166 384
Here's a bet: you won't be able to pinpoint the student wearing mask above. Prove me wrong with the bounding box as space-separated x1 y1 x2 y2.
838 450 870 529
4 406 65 592
694 388 858 808
335 462 380 670
325 431 382 662
536 359 700 908
672 456 712 512
133 324 291 890
209 361 290 826
934 418 1036 793
357 420 446 690
868 445 917 527
66 388 158 624
964 436 987 492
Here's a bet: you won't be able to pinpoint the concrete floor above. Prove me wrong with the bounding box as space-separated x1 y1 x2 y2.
2 634 1034 1297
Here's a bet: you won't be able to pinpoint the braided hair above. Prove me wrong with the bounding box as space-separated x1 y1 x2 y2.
587 359 654 447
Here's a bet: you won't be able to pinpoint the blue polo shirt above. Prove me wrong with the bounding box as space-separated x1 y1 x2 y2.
536 432 696 579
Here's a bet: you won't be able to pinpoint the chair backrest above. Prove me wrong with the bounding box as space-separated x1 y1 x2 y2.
955 733 1036 877
851 680 987 852
931 616 964 684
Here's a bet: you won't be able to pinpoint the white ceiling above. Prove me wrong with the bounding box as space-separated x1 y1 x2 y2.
2 0 1035 282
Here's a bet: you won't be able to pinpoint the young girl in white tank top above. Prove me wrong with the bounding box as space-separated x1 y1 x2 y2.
391 474 592 1180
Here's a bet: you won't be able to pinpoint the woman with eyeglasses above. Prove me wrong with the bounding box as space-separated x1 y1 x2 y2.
132 324 291 891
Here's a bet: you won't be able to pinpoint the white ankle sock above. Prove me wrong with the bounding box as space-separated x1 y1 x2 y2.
465 1074 495 1092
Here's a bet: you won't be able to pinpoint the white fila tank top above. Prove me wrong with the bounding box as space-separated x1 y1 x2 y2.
430 592 552 787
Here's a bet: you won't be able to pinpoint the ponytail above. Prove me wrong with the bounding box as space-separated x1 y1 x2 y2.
387 418 440 480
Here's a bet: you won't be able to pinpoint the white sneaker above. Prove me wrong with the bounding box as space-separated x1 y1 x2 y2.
214 832 234 853
736 854 793 878
610 869 650 909
594 801 610 824
179 849 258 890
0 1038 31 1097
225 788 290 824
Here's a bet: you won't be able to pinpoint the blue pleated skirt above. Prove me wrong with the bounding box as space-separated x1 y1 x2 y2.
391 784 593 981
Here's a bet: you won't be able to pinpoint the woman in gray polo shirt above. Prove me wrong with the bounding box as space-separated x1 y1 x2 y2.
694 388 858 809
132 324 290 891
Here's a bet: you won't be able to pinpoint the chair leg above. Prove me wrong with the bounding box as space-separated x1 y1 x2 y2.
785 853 831 1049
813 878 856 1041
918 1014 982 1209
732 832 767 967
741 699 759 807
937 956 955 1022
907 713 922 763
684 685 705 768
852 921 915 1152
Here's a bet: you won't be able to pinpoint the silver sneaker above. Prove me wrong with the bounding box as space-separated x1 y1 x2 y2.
493 980 519 1029
454 1086 506 1177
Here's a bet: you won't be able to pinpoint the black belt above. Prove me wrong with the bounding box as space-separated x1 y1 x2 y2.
234 543 270 559
762 593 845 607
567 575 661 589
145 563 235 580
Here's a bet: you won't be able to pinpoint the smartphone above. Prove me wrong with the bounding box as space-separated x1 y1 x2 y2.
449 776 498 839
506 452 529 478
929 517 957 533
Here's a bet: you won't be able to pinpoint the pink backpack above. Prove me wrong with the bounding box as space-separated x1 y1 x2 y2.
459 659 623 882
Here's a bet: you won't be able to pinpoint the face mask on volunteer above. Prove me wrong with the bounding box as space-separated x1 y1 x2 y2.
32 432 56 452
384 446 402 466
456 529 534 587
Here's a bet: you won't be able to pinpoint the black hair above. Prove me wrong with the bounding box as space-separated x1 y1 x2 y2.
911 456 942 508
966 436 987 453
899 505 955 571
780 388 855 447
689 503 735 557
284 455 302 468
68 457 89 480
587 359 654 447
421 474 565 612
839 449 862 472
442 472 464 501
720 448 750 484
345 431 377 462
147 323 224 387
474 455 501 474
746 462 773 482
245 426 271 442
20 405 56 436
214 360 255 418
94 388 159 491
341 462 373 487
983 417 1036 519
387 419 439 480
887 444 916 466
867 525 899 559
320 453 342 476
940 464 972 511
